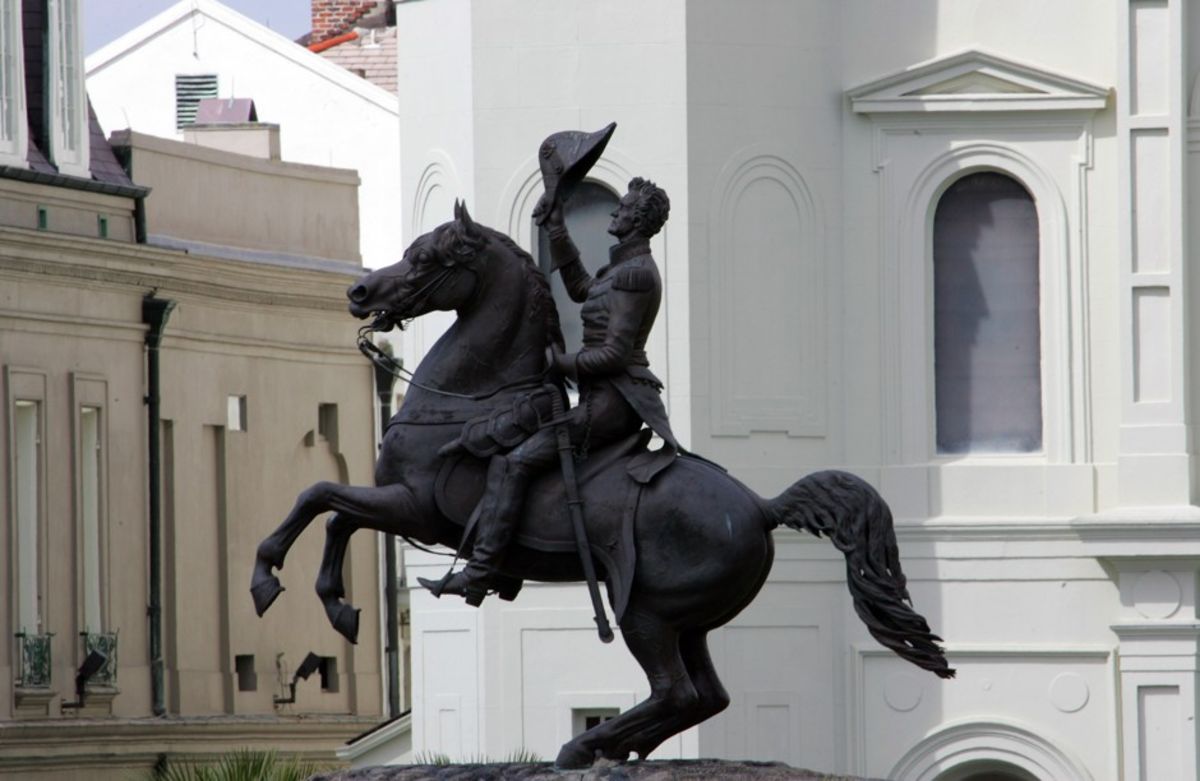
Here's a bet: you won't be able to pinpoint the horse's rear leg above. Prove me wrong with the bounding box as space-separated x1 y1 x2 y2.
252 481 418 616
676 629 731 729
555 609 698 768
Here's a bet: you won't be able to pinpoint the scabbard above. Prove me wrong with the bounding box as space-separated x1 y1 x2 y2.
551 389 613 643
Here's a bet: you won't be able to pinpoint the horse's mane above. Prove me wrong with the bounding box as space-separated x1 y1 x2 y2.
486 227 565 352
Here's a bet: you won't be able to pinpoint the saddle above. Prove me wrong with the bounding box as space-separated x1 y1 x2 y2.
434 428 653 622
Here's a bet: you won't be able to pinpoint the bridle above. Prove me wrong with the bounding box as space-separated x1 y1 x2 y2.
356 261 549 402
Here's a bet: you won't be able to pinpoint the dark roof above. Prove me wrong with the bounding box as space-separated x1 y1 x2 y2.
6 1 141 194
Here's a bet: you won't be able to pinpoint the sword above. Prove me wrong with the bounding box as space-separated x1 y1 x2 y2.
549 386 614 643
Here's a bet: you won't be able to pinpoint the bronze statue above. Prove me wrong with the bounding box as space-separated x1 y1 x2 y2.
417 124 680 607
251 124 952 769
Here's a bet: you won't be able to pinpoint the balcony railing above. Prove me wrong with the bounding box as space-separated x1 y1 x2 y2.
15 632 52 688
82 630 118 688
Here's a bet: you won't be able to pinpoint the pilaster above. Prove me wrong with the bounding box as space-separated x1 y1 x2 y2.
1108 560 1200 780
1116 0 1193 504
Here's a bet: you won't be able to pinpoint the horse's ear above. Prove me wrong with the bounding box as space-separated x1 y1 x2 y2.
456 200 482 240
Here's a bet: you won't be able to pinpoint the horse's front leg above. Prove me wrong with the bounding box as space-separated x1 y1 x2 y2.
316 513 360 642
251 480 419 616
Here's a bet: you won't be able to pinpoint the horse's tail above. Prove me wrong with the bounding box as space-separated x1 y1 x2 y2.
765 470 955 679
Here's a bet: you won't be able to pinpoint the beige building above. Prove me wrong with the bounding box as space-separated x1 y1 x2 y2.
2 3 382 777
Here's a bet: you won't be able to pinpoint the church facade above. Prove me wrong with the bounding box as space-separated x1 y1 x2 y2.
393 2 1200 779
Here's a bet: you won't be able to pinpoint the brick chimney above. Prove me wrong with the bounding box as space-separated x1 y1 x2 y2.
311 1 379 44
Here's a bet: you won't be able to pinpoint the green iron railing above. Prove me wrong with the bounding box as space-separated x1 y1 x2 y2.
15 632 52 688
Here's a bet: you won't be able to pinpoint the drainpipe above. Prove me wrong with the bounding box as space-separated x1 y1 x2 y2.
143 293 176 717
372 353 400 717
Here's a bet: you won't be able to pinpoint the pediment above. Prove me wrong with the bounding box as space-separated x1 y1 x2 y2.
848 50 1109 113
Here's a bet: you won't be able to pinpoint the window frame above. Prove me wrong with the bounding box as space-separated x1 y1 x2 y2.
71 374 109 636
915 154 1068 467
45 0 89 178
929 168 1046 459
0 0 27 167
6 368 49 639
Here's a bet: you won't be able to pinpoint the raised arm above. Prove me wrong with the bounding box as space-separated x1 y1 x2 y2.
545 211 593 303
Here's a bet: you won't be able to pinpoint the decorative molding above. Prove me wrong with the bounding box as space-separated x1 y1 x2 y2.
872 126 1093 471
412 150 460 239
0 228 357 312
888 717 1095 781
849 643 1111 777
708 147 825 437
849 49 1110 114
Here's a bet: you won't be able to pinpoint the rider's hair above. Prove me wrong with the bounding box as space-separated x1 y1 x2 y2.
628 177 670 238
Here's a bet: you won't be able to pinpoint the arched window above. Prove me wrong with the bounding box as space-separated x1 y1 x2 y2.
933 171 1041 454
935 759 1040 781
536 180 620 352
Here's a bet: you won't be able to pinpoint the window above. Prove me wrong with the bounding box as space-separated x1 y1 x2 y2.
935 759 1039 781
235 654 257 692
175 74 218 129
46 0 88 177
227 395 247 432
536 181 621 353
572 707 618 736
0 0 26 166
79 406 102 631
318 656 338 693
14 400 42 634
933 172 1042 454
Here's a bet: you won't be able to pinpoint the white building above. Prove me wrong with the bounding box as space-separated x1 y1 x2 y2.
390 2 1200 779
84 0 402 270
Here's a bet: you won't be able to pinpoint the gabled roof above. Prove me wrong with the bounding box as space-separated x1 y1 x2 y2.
85 0 398 114
847 49 1110 113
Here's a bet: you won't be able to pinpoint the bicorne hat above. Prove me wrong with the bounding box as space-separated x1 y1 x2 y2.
538 122 617 212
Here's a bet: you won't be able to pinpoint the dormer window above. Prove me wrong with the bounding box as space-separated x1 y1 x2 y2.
46 0 88 178
0 0 26 167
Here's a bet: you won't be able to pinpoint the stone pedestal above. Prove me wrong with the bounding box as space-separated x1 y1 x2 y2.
311 760 877 780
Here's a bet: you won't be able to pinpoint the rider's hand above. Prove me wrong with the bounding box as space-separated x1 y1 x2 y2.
546 345 578 381
533 193 564 228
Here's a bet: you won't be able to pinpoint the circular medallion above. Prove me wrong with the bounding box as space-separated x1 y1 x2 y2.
1133 570 1182 619
1049 672 1090 713
883 672 924 712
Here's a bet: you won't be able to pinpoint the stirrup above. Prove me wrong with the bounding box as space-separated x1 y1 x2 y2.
417 570 489 607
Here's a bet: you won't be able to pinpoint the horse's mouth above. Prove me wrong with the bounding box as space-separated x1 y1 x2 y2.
366 309 397 331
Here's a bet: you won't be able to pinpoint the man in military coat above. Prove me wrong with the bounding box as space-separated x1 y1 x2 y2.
420 172 680 606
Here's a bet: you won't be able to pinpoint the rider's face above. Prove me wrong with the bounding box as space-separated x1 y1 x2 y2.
608 191 639 240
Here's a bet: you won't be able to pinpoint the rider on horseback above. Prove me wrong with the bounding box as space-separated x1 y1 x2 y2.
420 133 681 606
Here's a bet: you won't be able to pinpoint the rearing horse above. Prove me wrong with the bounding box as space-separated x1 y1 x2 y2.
251 203 953 768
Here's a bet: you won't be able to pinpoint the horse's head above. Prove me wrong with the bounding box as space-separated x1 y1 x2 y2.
348 201 487 331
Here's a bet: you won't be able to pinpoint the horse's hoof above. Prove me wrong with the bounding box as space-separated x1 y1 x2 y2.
251 576 285 616
327 602 361 644
554 741 593 770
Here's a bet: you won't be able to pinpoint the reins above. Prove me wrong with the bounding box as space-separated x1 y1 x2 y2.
357 329 549 401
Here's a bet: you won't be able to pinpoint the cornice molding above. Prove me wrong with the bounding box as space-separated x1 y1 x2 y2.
0 228 358 312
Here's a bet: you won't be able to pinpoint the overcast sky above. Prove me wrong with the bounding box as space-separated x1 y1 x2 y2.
85 0 312 55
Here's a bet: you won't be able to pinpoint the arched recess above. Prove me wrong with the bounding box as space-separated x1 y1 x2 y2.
889 719 1094 781
708 147 825 437
412 150 461 238
890 142 1078 465
405 151 462 368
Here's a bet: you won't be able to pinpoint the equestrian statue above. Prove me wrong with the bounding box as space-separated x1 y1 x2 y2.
251 123 953 769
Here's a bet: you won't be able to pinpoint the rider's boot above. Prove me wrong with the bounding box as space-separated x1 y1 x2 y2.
419 457 528 606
